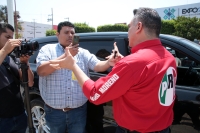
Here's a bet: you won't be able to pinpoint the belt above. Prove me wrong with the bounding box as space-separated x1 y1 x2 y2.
119 126 170 133
45 104 73 112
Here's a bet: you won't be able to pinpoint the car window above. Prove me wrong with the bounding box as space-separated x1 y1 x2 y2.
79 40 114 74
79 40 114 60
164 46 200 87
79 37 129 58
29 41 58 63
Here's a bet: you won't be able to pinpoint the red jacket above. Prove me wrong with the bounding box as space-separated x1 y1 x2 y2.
83 39 177 132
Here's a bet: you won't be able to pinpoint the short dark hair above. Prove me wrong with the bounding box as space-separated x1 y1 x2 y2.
57 21 75 33
133 7 161 37
0 23 14 35
96 49 110 59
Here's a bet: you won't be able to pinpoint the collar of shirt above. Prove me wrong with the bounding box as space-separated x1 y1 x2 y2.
58 43 65 52
131 39 161 53
57 43 79 62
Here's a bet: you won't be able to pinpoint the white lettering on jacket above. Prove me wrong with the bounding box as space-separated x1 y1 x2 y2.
90 93 100 101
99 74 119 94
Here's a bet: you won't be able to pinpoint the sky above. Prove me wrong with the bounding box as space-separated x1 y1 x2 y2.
0 0 200 28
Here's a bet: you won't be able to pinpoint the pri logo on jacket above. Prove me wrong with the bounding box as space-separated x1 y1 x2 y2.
159 67 177 106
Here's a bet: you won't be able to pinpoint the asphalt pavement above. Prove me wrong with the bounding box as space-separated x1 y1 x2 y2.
104 115 200 133
26 106 199 133
103 106 200 133
26 114 199 133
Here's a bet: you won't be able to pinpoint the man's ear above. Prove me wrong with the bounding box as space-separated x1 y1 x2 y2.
136 22 142 33
56 32 59 37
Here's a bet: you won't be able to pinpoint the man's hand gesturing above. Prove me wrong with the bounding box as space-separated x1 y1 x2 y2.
49 47 76 70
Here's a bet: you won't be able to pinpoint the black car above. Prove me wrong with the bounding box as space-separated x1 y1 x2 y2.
27 32 200 133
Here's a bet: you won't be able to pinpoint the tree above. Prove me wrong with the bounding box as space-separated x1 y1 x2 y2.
173 16 200 41
0 5 22 38
74 23 95 33
0 5 7 23
0 5 20 23
161 20 175 34
97 24 128 32
46 23 95 36
46 30 56 36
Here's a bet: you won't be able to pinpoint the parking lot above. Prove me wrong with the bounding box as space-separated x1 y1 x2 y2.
170 114 200 133
103 106 200 133
103 114 200 133
26 107 200 133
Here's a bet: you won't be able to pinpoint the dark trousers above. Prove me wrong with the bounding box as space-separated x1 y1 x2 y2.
173 100 200 127
86 101 105 133
0 112 27 133
115 126 171 133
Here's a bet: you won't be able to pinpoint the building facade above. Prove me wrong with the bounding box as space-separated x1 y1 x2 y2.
18 21 53 40
155 2 200 20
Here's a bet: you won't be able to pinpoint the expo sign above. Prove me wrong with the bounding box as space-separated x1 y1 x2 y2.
182 7 200 14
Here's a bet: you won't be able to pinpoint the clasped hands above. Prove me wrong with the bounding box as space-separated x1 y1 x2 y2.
50 42 123 70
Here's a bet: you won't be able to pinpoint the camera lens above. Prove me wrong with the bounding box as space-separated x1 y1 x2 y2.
28 41 39 51
11 40 39 58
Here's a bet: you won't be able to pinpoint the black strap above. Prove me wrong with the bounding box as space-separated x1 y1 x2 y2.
2 60 20 87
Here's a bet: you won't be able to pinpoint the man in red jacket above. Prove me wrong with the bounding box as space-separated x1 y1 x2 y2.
50 7 177 133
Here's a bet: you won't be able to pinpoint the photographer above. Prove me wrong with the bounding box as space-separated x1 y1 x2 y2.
0 23 34 133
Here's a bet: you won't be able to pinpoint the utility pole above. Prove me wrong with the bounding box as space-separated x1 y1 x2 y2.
33 19 35 38
47 8 53 30
64 17 69 21
51 8 53 30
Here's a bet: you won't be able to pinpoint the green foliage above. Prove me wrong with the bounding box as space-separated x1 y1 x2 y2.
46 30 56 36
0 5 7 23
161 20 175 34
97 24 128 32
0 5 20 23
74 23 95 33
74 23 89 27
75 26 95 33
0 5 22 38
46 23 95 35
172 16 200 41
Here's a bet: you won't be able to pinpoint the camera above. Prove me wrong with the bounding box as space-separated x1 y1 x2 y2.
12 40 39 58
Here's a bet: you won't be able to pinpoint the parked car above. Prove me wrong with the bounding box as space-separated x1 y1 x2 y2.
27 32 200 133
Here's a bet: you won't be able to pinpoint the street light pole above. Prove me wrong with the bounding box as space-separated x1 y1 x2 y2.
64 17 69 21
47 8 53 30
51 8 53 30
33 19 35 38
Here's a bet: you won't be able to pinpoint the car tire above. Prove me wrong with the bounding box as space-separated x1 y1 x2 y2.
30 98 50 133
